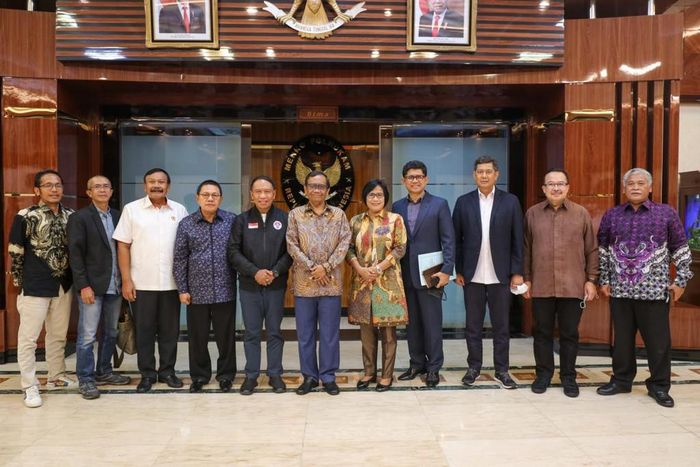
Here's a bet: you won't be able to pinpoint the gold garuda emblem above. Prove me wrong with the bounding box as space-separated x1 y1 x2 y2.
263 0 366 39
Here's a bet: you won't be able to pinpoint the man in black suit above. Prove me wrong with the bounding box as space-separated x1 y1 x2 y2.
418 0 465 38
68 175 131 400
392 160 455 388
453 156 524 390
159 0 206 34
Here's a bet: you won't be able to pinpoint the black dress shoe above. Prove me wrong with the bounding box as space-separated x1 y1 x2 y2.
531 376 550 394
398 368 427 381
189 380 204 393
158 374 183 389
136 378 153 393
219 379 233 393
239 378 258 396
269 375 286 393
356 376 376 390
296 377 319 395
425 371 439 388
648 390 674 408
375 381 392 392
596 382 631 396
562 378 579 398
323 381 340 396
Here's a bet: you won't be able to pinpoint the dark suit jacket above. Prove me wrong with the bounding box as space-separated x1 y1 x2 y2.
159 3 206 34
392 192 456 289
452 188 524 285
418 10 465 38
67 204 121 295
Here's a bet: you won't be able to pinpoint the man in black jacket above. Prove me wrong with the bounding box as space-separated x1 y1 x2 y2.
68 175 131 400
229 175 292 395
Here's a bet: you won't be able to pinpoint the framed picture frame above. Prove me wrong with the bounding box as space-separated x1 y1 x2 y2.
407 0 477 52
144 0 219 49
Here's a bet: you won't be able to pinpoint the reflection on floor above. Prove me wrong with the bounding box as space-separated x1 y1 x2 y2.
1 338 699 466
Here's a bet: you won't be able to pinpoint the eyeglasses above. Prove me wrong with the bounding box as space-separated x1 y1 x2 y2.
198 192 221 199
544 182 568 189
306 183 328 192
475 169 496 176
39 183 63 190
90 184 112 190
367 192 385 199
405 175 426 182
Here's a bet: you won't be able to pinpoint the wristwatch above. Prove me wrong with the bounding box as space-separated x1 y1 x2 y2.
375 265 382 274
272 270 279 278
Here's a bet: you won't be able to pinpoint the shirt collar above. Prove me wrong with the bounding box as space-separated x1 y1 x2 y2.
407 192 425 204
93 203 111 216
142 196 173 210
478 187 495 200
37 200 66 215
363 209 388 221
624 199 653 211
303 203 332 217
544 198 570 210
194 208 222 223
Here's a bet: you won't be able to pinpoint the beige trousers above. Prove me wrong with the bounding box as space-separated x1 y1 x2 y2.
17 286 73 389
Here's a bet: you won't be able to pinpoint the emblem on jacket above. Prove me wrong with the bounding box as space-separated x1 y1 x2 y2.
281 134 354 210
263 0 366 39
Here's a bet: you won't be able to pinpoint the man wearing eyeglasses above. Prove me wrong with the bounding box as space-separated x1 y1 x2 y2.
523 169 599 397
173 180 237 393
113 168 189 393
67 175 131 400
392 160 455 388
9 169 75 408
286 170 351 396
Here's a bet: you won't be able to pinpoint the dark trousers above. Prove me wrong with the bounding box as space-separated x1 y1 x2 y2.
240 287 285 378
532 297 583 380
186 301 237 383
405 286 444 372
294 296 341 384
464 282 511 373
610 298 671 392
132 290 180 380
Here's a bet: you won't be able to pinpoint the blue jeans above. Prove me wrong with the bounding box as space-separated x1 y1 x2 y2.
76 293 122 383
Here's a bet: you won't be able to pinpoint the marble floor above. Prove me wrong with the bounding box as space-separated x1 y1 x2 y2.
1 336 699 466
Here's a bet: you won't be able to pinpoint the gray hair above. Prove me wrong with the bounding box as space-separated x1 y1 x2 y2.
622 168 652 186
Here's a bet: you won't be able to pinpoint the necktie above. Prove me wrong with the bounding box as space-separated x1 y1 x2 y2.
183 5 190 33
432 13 439 37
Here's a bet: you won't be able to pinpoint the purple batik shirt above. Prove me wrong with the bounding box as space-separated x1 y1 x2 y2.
173 209 237 305
597 200 693 301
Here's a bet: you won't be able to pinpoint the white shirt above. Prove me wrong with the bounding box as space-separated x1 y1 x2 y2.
113 196 188 291
471 187 500 284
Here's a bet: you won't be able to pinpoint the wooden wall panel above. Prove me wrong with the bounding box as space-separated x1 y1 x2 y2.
0 10 57 78
666 80 680 208
2 78 59 354
55 0 564 66
651 81 664 200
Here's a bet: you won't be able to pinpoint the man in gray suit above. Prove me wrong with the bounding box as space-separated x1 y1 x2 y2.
392 160 455 388
68 175 131 400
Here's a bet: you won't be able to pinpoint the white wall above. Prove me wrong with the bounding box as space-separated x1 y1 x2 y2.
680 103 700 174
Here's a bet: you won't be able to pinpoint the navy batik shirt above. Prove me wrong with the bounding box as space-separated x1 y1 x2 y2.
598 200 693 301
173 209 237 305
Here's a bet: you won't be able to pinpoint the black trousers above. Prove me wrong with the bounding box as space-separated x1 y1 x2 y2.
532 297 583 380
405 286 444 372
132 290 180 380
464 283 511 373
187 301 237 383
610 298 671 392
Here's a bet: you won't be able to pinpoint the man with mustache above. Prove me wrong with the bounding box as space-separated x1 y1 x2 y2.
113 168 189 392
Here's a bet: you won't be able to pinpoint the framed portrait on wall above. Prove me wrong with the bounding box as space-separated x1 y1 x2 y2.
145 0 219 48
407 0 477 52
